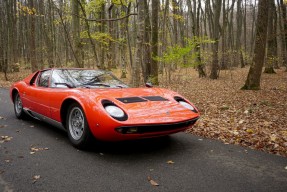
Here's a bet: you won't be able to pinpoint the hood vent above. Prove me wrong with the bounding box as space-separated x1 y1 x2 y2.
142 96 169 101
116 97 147 103
116 96 169 104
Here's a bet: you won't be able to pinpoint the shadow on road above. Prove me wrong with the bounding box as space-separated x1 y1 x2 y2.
25 117 193 157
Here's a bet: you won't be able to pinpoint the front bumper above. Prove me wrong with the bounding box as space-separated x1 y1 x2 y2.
115 117 199 134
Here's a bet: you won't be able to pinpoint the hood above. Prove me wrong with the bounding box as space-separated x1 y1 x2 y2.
84 87 199 124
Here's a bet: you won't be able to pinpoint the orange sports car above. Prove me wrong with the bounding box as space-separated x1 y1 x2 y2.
10 68 200 149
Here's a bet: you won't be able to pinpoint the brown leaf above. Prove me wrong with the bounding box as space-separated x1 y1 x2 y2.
167 160 175 164
1 136 13 143
32 175 41 183
147 176 159 186
30 147 49 154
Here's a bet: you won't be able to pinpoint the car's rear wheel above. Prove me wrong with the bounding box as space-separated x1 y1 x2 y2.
66 103 94 149
14 92 27 119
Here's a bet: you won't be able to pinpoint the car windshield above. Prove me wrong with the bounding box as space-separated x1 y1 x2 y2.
50 69 128 88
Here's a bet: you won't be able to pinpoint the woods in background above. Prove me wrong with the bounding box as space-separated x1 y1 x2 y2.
0 0 286 88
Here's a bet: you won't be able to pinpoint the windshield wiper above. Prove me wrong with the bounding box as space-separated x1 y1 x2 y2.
80 83 110 87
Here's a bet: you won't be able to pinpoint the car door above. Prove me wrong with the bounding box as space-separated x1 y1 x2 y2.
26 70 52 118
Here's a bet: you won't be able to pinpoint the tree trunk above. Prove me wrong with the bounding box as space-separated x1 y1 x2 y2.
242 0 269 90
264 0 277 74
29 0 38 72
133 1 145 87
150 0 159 85
209 0 222 79
187 0 206 77
72 0 83 68
142 0 151 82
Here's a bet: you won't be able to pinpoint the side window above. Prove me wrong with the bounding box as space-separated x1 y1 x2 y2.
38 70 51 87
29 72 39 85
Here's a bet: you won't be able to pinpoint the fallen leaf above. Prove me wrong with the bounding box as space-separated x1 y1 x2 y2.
219 105 229 110
147 176 159 186
246 129 254 134
270 135 277 142
33 175 40 180
1 136 13 143
167 160 175 164
30 147 49 154
32 175 41 183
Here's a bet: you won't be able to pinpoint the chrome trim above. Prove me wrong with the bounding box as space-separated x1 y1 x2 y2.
23 108 65 131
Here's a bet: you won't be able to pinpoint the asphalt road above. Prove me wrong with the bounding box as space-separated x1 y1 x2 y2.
0 88 287 192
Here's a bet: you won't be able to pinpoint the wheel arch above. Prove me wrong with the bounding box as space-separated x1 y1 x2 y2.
60 98 90 129
60 98 84 129
11 88 19 103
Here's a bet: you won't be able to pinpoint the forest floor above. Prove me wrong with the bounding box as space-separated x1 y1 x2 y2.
0 67 287 157
160 67 287 157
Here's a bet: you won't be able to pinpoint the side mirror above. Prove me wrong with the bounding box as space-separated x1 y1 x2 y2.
145 82 153 88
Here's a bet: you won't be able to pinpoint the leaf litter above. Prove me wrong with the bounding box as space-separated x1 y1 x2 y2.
0 136 13 143
30 146 49 155
162 68 287 157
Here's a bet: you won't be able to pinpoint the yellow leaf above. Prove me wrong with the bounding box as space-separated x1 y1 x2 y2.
246 129 253 134
270 135 277 142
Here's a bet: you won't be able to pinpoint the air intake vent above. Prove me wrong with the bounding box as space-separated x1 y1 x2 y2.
116 97 147 103
142 96 169 101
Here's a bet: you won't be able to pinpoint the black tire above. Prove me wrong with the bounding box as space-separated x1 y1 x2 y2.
14 92 27 119
66 103 94 149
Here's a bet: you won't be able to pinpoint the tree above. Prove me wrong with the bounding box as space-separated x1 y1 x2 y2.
71 0 83 68
187 0 206 77
28 0 38 72
242 0 269 90
150 0 159 84
264 0 277 74
133 0 144 87
209 0 222 79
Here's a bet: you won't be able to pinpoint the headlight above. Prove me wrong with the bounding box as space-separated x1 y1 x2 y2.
174 96 198 113
105 105 125 118
179 101 195 111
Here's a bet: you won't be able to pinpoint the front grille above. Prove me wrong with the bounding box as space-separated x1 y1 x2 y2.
116 117 199 134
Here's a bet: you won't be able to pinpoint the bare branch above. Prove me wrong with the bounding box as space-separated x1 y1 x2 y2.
76 13 137 22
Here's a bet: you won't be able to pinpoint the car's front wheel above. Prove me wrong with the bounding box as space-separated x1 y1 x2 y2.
14 92 27 119
66 103 94 149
